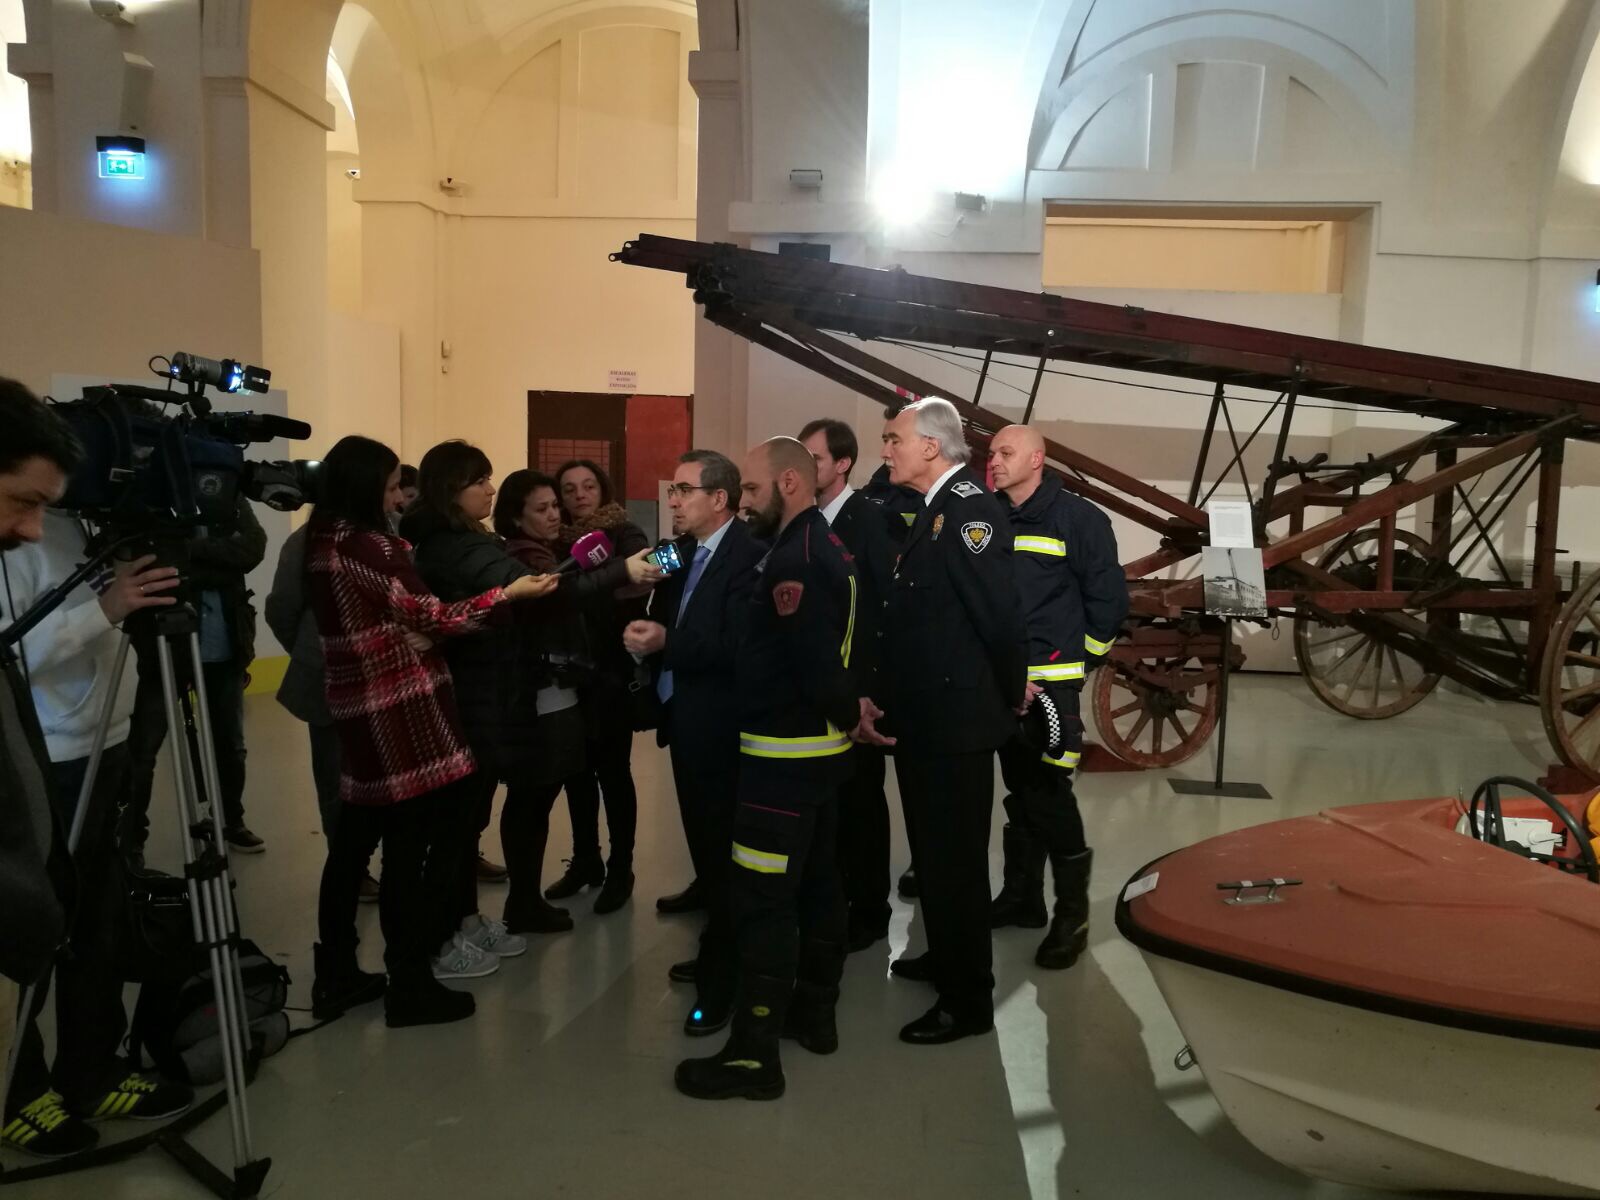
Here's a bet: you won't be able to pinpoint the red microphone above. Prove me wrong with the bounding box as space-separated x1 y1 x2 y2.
556 529 614 574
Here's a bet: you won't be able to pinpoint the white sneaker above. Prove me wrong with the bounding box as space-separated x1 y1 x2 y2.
432 933 499 980
461 914 527 959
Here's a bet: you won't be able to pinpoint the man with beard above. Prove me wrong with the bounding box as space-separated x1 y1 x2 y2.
674 437 887 1101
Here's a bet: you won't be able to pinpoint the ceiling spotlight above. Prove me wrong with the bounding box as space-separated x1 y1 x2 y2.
873 167 933 230
90 0 136 26
789 168 823 191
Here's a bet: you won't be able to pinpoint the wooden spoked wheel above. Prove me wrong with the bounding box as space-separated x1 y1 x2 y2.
1293 527 1443 719
1091 654 1219 768
1540 566 1600 783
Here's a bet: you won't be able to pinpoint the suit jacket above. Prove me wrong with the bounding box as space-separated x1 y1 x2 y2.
882 465 1026 754
829 489 896 686
644 517 766 754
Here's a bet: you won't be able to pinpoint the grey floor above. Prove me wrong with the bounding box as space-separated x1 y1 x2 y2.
5 673 1558 1199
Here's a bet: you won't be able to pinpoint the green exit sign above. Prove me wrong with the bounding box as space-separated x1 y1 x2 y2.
97 150 145 179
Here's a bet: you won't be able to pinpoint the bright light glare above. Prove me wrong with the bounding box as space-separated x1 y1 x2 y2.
873 166 933 229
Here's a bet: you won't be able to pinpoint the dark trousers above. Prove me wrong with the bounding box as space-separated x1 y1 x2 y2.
562 701 637 870
898 749 996 1020
317 776 471 982
837 745 891 928
308 722 343 839
120 647 249 854
997 684 1087 854
451 771 499 927
500 780 564 924
729 768 847 989
8 745 131 1114
670 737 739 1008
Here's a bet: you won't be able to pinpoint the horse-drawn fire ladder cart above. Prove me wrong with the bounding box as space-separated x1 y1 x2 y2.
614 234 1600 781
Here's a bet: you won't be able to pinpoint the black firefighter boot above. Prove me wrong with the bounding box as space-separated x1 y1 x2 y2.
989 823 1048 929
782 939 846 1056
675 974 790 1101
311 941 387 1021
1036 848 1093 970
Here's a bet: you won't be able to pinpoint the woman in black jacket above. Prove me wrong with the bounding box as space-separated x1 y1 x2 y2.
542 460 652 913
404 444 657 938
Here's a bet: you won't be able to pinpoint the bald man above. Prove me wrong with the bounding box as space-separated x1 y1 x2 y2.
675 438 876 1102
986 424 1128 970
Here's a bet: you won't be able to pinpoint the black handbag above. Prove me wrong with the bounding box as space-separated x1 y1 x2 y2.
113 860 200 984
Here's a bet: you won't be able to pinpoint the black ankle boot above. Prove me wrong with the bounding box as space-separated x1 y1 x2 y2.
1036 848 1093 970
990 824 1048 929
544 855 605 900
782 938 845 1055
505 896 573 934
675 974 789 1101
311 942 386 1021
384 976 476 1028
593 864 634 915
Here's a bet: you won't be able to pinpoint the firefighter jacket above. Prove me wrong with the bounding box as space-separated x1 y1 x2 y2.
859 464 921 547
882 465 1027 754
1005 473 1129 688
735 506 862 782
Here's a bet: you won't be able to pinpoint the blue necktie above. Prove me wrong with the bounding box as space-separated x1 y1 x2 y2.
656 544 711 704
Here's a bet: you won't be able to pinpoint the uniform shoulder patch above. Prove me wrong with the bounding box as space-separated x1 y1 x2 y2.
950 480 982 499
772 580 804 616
961 521 994 553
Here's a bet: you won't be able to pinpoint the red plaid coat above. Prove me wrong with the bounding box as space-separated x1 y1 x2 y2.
306 519 506 805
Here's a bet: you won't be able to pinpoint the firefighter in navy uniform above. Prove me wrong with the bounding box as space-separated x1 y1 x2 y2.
874 399 1026 1046
675 437 877 1102
987 424 1129 969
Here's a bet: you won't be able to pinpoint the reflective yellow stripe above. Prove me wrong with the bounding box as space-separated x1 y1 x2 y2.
1085 634 1113 656
1014 535 1066 557
841 576 856 669
1042 748 1082 770
732 843 789 874
739 725 851 759
1027 662 1084 682
900 512 917 527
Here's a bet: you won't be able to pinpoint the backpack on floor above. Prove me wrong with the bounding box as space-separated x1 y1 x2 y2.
129 938 292 1085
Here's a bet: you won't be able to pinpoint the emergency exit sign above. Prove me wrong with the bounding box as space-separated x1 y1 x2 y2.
608 369 637 391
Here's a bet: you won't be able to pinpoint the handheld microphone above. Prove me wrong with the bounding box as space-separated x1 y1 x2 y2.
556 529 614 574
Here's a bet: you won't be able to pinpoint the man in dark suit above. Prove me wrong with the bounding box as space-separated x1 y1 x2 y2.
623 449 765 1037
799 418 899 951
875 398 1025 1045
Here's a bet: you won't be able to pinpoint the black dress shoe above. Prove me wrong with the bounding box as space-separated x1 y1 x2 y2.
889 952 935 983
668 959 698 984
684 997 731 1037
899 1004 993 1046
897 867 919 900
656 881 706 915
847 916 890 953
593 868 634 915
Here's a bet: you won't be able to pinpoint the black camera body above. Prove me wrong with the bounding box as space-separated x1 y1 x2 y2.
50 353 321 533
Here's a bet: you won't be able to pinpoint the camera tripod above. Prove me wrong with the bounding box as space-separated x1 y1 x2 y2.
0 537 270 1198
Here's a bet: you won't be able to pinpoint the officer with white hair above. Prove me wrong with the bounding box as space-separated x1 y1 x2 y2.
871 397 1024 1045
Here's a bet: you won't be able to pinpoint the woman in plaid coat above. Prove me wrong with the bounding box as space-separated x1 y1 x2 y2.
306 435 553 1028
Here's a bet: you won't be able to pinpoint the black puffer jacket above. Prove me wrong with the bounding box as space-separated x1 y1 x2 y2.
399 509 553 780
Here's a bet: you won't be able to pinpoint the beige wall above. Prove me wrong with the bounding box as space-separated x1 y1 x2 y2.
0 205 261 395
1044 218 1346 293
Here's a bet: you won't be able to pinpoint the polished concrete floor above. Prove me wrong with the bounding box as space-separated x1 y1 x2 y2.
5 674 1559 1199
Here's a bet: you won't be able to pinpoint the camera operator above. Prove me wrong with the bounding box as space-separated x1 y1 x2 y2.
119 494 267 862
0 378 192 1158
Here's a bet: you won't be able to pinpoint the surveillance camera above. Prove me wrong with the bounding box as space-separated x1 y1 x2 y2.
438 177 463 194
90 0 136 26
345 167 361 180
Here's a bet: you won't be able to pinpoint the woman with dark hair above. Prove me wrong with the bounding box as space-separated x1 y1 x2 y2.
405 447 659 939
307 435 555 1028
543 459 651 912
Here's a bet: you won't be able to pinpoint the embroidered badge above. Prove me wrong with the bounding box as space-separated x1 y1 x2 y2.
961 521 994 554
772 581 804 616
951 481 982 499
931 514 945 540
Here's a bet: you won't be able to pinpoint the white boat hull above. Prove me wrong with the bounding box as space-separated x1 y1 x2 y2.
1141 954 1600 1197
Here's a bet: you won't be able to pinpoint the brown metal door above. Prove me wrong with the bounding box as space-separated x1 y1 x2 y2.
527 391 627 490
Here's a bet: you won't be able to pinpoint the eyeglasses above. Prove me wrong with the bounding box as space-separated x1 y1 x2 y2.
666 483 713 499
